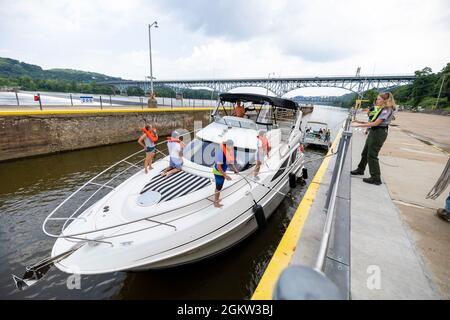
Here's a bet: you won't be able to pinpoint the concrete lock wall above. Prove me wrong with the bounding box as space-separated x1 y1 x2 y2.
0 110 211 162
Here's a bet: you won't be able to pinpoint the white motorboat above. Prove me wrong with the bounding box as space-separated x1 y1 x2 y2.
14 93 307 286
302 121 331 150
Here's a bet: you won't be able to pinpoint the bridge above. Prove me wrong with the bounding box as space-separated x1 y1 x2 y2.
99 75 415 97
292 95 340 104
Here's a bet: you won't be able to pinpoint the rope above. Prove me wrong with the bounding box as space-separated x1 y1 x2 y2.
426 158 450 200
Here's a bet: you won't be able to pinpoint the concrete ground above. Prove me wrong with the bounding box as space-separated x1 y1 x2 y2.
392 111 450 152
351 128 441 299
376 112 450 299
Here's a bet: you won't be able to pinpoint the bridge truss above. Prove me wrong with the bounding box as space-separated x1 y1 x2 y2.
100 75 415 98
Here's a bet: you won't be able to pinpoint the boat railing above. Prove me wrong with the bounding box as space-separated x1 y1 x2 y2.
42 148 147 241
42 127 272 244
42 129 202 242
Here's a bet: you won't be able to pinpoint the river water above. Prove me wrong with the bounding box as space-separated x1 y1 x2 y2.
0 105 347 299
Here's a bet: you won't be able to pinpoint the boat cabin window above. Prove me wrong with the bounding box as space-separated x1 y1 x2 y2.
183 139 255 172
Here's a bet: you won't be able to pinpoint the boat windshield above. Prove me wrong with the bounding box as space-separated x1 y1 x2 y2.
184 139 255 172
214 116 258 130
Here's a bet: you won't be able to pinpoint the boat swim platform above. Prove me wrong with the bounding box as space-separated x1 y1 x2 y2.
252 122 442 300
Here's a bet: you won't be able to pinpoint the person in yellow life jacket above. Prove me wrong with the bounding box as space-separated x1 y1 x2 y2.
253 129 270 180
161 131 185 177
138 124 158 174
365 105 381 134
213 139 239 208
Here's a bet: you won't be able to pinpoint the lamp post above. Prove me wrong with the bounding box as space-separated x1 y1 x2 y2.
148 21 158 97
266 72 275 96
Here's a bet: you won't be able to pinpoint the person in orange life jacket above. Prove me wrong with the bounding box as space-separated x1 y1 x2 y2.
138 124 158 174
161 131 185 177
232 101 246 118
253 129 270 180
213 139 239 208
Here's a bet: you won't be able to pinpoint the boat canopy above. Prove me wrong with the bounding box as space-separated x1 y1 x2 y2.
219 93 299 110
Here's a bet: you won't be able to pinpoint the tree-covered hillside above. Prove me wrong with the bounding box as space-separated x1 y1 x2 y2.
0 57 123 82
337 62 449 110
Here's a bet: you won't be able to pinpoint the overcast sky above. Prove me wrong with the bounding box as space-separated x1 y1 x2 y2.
0 0 449 96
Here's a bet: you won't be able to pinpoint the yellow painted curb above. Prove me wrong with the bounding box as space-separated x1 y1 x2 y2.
251 125 345 300
0 107 215 116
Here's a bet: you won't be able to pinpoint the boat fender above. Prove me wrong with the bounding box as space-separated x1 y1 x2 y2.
253 204 267 229
289 173 297 188
302 168 308 180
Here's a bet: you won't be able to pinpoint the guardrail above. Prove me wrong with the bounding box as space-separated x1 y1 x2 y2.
0 91 220 109
273 113 353 300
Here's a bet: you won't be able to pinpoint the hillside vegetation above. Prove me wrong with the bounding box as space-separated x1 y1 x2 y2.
339 62 449 110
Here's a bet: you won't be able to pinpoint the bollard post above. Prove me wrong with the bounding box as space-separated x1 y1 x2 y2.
15 91 20 107
202 99 204 108
70 93 73 107
38 93 42 111
100 96 103 110
140 97 144 109
162 97 165 106
171 98 173 108
109 95 112 106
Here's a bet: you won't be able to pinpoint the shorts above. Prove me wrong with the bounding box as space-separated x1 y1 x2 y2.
146 146 155 153
169 157 183 169
255 151 264 163
214 174 225 191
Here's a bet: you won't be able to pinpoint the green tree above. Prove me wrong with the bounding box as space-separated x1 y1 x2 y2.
411 67 438 106
127 86 145 96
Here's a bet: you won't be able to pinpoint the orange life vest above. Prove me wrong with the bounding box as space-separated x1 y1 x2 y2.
257 135 270 153
167 137 185 147
221 143 235 162
142 127 158 143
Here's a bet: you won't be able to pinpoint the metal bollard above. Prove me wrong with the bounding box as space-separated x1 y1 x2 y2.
15 91 20 107
70 93 73 107
273 266 345 300
100 96 103 109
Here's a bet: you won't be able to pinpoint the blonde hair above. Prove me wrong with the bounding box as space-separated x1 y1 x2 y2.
379 92 396 110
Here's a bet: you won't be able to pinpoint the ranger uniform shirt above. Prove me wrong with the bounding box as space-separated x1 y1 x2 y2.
377 108 394 127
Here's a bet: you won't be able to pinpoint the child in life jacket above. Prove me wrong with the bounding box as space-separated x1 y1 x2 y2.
253 130 270 180
161 131 185 177
138 124 158 174
213 139 239 208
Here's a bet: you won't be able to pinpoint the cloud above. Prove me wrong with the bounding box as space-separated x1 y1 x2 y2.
0 0 449 88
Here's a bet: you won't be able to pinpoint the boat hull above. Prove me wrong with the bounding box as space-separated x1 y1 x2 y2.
127 159 303 271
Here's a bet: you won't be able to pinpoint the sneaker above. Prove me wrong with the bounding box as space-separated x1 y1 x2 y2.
350 169 364 175
436 208 450 222
363 177 382 185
